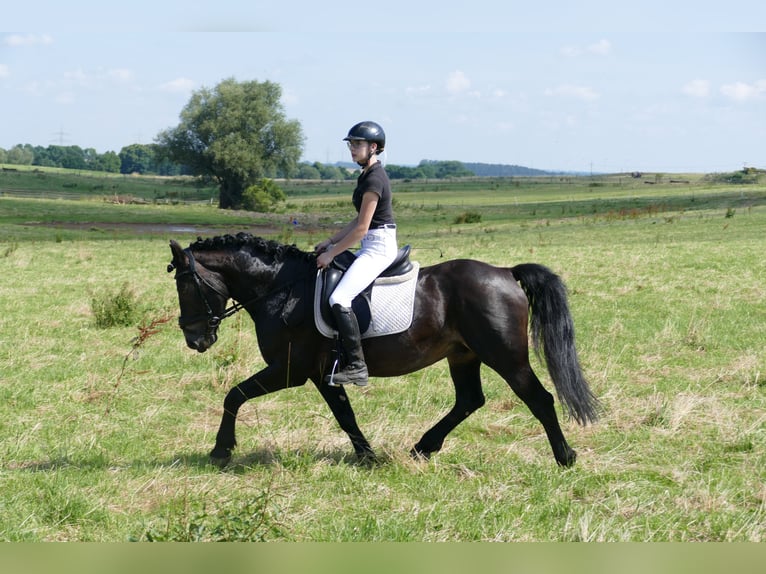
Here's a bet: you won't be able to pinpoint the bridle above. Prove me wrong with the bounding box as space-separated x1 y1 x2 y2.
168 248 247 335
168 248 309 336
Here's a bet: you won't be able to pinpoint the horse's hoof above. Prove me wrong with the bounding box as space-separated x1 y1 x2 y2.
409 447 431 461
209 455 231 469
209 448 232 469
556 449 577 468
356 451 379 467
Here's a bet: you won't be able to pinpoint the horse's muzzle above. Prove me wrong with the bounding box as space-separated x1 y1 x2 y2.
186 331 217 353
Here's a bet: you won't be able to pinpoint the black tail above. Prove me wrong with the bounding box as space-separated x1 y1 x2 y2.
511 263 599 425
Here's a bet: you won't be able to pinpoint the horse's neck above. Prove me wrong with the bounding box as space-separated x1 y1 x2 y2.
191 250 263 299
196 248 309 302
231 250 302 302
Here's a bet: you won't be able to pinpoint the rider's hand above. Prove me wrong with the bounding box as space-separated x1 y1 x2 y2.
316 251 334 269
315 239 332 254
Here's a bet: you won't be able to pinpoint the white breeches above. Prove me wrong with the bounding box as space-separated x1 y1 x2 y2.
329 227 398 308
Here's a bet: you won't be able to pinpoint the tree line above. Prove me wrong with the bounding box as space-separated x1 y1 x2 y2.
1 77 477 209
0 143 187 176
0 142 474 181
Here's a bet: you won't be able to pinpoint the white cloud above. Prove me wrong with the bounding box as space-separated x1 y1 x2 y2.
158 77 195 93
682 79 710 98
64 68 89 83
452 113 471 124
561 39 611 57
60 67 136 90
22 81 45 97
720 80 766 102
560 45 579 57
0 64 9 78
446 70 471 94
544 84 600 101
55 91 75 105
587 39 612 55
4 34 53 47
406 85 431 96
108 68 134 83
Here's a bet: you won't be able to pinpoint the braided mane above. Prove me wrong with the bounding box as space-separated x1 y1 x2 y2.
189 232 313 263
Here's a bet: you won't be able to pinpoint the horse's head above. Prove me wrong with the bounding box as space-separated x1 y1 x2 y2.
168 240 228 353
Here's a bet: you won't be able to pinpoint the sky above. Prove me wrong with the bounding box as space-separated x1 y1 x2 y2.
1 2 765 173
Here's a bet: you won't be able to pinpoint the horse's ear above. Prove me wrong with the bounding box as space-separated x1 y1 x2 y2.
168 240 188 272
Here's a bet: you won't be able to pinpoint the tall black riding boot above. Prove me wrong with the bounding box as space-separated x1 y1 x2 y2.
327 304 369 387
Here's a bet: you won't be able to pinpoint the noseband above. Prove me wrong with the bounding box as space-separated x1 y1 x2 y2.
168 248 246 333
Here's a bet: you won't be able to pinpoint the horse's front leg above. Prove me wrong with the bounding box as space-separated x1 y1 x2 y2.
312 377 375 463
210 363 300 468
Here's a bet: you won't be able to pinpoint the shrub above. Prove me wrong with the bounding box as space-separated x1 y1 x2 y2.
91 283 140 328
242 178 286 212
709 169 764 185
138 495 285 541
453 211 482 224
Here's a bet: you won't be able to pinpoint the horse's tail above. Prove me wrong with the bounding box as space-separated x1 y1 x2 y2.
511 263 599 425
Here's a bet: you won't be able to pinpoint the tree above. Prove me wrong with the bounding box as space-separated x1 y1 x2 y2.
385 164 428 179
155 78 303 209
7 145 34 165
296 162 322 179
315 161 348 180
119 143 156 174
418 160 473 178
96 151 121 173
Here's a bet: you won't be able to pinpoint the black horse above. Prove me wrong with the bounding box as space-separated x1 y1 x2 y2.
168 233 598 468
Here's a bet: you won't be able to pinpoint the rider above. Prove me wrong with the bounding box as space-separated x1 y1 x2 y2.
315 121 397 386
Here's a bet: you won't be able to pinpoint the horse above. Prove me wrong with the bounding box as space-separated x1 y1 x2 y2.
168 233 599 469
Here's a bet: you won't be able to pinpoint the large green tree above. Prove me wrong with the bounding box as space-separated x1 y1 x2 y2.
119 143 156 174
155 78 303 209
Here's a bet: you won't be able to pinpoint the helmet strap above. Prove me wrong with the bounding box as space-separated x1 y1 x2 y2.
357 144 378 169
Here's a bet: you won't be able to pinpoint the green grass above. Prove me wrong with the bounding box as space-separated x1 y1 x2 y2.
0 164 218 202
1 176 765 541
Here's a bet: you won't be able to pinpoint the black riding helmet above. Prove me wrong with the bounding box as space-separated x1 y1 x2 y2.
343 121 385 153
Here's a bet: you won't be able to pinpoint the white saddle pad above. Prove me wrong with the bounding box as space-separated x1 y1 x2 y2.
314 262 420 339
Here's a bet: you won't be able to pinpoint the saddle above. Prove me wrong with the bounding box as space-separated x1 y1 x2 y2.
318 245 414 334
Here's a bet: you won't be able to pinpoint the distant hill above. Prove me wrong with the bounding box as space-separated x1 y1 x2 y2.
461 162 555 177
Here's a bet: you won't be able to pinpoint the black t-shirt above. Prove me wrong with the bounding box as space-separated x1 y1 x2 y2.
352 162 394 228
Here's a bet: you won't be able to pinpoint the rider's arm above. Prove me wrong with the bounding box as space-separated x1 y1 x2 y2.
316 192 378 264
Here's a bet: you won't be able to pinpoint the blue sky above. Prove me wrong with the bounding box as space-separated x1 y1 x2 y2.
1 2 765 173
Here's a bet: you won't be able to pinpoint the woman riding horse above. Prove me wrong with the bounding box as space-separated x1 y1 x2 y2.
315 121 397 387
169 233 599 469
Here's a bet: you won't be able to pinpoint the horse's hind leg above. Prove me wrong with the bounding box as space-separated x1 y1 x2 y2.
412 354 485 459
313 377 376 462
501 361 577 467
464 314 577 466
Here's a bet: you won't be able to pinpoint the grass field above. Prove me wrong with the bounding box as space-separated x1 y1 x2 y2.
1 174 764 541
